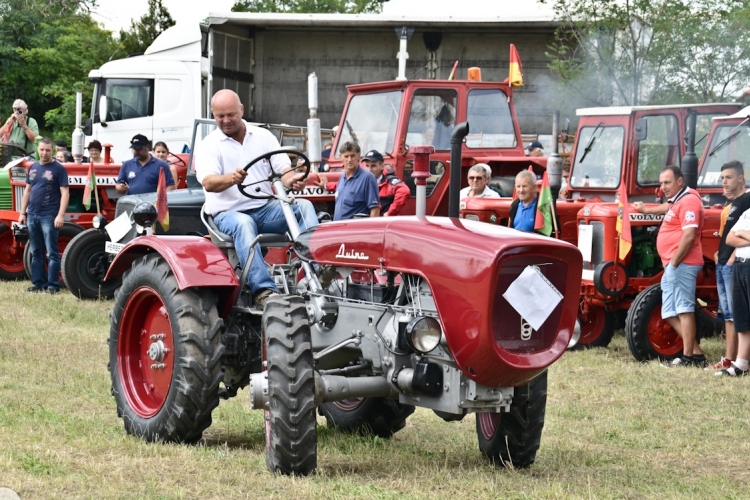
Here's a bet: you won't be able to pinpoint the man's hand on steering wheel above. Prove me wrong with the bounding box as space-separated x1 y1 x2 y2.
285 171 307 191
230 168 248 186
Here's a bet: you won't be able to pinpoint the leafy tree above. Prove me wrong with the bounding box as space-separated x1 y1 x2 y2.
544 0 750 107
118 0 175 56
231 0 388 13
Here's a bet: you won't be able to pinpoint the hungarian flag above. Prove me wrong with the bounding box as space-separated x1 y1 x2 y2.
156 167 169 232
509 44 524 88
82 162 95 210
534 171 553 236
616 182 632 260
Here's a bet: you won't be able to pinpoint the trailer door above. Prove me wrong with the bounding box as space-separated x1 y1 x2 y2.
208 31 254 121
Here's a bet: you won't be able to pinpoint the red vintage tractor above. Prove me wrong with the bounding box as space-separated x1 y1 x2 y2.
462 103 740 349
104 144 583 475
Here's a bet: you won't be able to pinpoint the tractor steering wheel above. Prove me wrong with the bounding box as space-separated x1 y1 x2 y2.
237 148 310 200
167 152 187 167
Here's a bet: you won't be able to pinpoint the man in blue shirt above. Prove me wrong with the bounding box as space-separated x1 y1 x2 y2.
115 134 175 195
331 141 380 220
18 137 69 293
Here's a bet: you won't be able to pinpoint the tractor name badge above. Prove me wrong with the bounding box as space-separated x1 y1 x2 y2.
502 265 563 331
629 213 663 221
335 244 369 261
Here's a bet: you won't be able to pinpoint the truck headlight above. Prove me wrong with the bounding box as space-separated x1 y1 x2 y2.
405 317 442 354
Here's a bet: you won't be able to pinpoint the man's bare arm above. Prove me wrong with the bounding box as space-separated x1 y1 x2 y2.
202 169 247 192
727 231 750 248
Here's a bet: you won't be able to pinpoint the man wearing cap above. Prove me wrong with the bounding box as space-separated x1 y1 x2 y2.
0 99 39 152
362 149 410 216
115 134 175 195
525 140 544 157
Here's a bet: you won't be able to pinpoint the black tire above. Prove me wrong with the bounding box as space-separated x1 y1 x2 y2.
696 306 724 338
319 397 415 438
109 253 224 443
263 295 317 476
23 222 83 281
476 370 548 469
62 228 119 300
572 306 615 350
625 284 678 361
0 222 26 280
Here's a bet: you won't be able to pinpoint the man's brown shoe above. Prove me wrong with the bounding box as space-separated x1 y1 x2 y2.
254 289 278 310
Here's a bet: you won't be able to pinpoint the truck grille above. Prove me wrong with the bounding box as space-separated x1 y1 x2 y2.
492 255 568 353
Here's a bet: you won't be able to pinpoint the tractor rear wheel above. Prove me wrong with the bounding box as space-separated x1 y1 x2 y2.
23 222 82 281
574 305 615 349
109 253 223 443
476 370 547 469
62 228 119 300
625 283 682 361
319 397 415 438
696 306 723 338
263 295 317 476
0 223 25 280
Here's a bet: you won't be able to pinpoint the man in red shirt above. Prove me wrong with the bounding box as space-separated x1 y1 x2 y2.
635 166 705 366
362 150 411 216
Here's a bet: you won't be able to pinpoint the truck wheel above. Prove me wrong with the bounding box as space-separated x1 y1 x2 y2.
625 283 682 361
476 370 547 469
109 253 224 443
574 305 615 349
62 228 119 300
319 397 415 438
0 223 25 280
23 222 83 281
263 295 317 476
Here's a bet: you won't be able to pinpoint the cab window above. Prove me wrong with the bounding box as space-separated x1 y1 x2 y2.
636 114 679 185
570 125 624 189
405 89 458 151
335 91 402 157
699 122 750 186
466 89 517 148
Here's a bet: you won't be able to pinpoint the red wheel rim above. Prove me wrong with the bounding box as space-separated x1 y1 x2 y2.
478 412 499 440
0 229 24 273
647 304 682 356
333 398 365 411
579 306 605 345
117 287 174 418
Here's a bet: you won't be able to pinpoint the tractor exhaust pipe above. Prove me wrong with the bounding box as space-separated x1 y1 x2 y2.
449 122 470 218
547 111 563 200
682 110 698 189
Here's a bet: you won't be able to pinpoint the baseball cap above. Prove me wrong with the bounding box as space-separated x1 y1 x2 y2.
362 150 384 162
525 140 543 152
130 134 149 150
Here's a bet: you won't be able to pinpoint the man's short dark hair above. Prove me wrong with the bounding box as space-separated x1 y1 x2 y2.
661 165 684 179
721 160 745 177
38 137 53 147
339 141 361 155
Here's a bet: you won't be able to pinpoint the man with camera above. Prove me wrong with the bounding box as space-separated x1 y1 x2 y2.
0 99 39 153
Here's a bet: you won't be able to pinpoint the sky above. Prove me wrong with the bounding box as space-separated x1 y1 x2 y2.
90 0 554 34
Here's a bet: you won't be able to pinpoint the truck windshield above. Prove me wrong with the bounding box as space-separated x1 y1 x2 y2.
335 91 402 157
699 122 750 186
466 89 517 148
97 78 153 122
570 126 624 189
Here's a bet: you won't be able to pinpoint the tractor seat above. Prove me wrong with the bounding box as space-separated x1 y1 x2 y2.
200 205 290 249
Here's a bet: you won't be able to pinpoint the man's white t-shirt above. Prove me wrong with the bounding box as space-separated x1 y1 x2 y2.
732 206 750 259
195 122 291 216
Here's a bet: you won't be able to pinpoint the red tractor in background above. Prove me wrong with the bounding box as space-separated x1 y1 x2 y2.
623 105 750 360
461 103 740 349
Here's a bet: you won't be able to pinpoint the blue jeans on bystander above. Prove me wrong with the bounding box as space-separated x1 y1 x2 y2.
27 214 60 290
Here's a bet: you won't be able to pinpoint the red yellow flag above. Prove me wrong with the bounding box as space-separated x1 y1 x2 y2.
82 162 96 210
156 167 169 232
509 44 524 88
616 182 632 260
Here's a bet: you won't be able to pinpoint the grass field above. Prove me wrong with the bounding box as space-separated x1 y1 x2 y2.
1 279 749 499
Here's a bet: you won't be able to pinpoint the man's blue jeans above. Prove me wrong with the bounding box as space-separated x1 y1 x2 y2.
215 199 318 295
27 214 61 290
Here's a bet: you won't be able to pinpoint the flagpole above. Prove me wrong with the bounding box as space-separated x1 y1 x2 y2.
93 161 100 215
550 196 559 239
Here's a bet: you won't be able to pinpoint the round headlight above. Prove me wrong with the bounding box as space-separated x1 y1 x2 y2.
405 316 442 354
92 214 107 229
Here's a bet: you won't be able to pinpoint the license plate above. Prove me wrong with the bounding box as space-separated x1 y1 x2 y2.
105 241 125 255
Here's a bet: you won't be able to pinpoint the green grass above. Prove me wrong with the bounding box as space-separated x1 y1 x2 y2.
1 279 749 499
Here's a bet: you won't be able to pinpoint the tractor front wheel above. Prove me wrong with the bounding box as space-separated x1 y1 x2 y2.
0 223 25 280
476 370 548 469
574 304 615 349
319 397 415 438
109 253 224 442
625 283 682 361
263 295 317 476
62 229 119 300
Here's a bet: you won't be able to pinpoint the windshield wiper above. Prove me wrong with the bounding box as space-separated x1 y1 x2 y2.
578 122 604 163
345 119 359 144
707 116 750 157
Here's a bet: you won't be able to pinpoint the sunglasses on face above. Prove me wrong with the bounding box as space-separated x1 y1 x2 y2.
468 176 484 181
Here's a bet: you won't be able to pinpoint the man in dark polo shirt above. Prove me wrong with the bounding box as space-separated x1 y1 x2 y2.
115 134 175 195
331 141 380 221
18 137 69 294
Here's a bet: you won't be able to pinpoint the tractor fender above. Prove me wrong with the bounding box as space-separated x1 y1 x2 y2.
106 235 240 315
